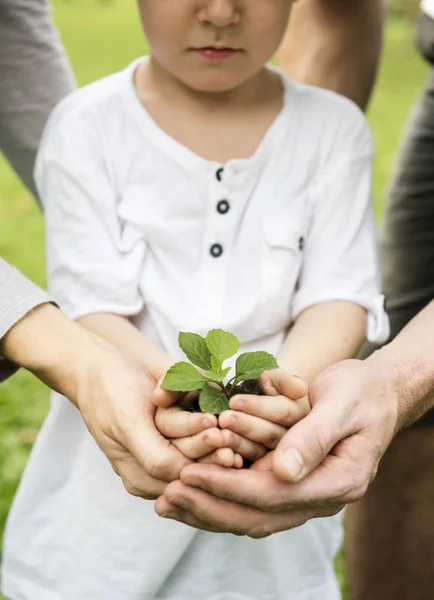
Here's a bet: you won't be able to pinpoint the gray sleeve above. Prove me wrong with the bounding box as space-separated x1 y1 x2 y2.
0 0 76 199
0 258 56 382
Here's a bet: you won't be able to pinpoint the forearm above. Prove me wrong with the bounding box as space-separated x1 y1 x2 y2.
77 313 175 384
278 301 366 383
0 0 75 196
0 303 104 404
278 0 385 109
372 300 434 429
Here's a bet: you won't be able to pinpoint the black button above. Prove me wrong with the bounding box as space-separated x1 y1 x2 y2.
217 200 230 214
299 237 305 251
210 243 223 258
216 167 224 182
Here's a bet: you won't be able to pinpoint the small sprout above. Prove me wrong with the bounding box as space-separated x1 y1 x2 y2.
161 329 279 414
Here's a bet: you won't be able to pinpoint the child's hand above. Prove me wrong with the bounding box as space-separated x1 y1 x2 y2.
219 368 310 451
155 405 266 468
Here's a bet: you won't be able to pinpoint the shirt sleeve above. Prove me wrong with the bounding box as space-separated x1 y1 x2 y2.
0 258 55 382
0 0 75 198
291 151 390 344
35 111 146 321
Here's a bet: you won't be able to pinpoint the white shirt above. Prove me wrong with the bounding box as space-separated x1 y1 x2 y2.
2 59 388 600
421 0 434 19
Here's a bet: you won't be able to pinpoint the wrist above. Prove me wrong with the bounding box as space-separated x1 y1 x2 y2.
367 341 434 431
1 304 104 404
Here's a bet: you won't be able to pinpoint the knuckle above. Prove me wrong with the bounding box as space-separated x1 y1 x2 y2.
122 478 143 498
265 429 282 449
344 478 370 504
146 458 172 481
337 467 371 504
248 523 275 539
248 443 267 461
280 407 295 425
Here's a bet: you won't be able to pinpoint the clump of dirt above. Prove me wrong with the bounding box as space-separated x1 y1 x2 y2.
178 379 263 413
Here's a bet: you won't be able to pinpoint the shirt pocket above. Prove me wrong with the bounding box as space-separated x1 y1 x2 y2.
254 215 305 336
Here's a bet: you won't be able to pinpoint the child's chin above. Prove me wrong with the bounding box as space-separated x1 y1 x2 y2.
186 75 246 95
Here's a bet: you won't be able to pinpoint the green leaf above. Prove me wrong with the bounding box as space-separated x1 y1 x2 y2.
206 329 240 363
234 368 265 384
199 384 230 415
204 367 231 382
211 355 223 372
178 332 212 370
161 362 208 392
235 352 278 382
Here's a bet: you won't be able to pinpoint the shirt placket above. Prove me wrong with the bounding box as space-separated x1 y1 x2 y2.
198 164 255 322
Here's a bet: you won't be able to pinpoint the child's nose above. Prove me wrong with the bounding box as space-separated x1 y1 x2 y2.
199 0 241 28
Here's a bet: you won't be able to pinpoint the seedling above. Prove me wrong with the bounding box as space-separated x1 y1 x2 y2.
161 329 278 415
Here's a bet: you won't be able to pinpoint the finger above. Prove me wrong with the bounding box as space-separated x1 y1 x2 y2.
114 455 167 500
122 402 191 482
220 428 268 460
155 496 223 534
181 436 371 509
234 453 244 469
229 393 310 427
219 410 287 449
160 480 335 537
155 406 217 438
260 369 308 400
198 448 237 468
272 404 346 482
171 428 225 459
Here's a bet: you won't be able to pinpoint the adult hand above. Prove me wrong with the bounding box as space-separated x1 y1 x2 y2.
155 357 399 537
73 342 196 499
1 304 191 500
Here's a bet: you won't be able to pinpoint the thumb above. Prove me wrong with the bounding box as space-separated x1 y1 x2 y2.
272 406 343 482
123 402 190 481
151 377 183 407
261 368 308 400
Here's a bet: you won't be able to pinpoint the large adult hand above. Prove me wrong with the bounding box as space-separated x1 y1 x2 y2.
155 357 399 537
72 342 210 499
1 304 193 500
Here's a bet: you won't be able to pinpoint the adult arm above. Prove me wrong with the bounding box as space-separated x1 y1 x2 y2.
0 258 55 380
278 0 385 109
0 0 75 197
1 301 192 498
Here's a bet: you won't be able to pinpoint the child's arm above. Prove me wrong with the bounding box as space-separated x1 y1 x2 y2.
278 300 366 382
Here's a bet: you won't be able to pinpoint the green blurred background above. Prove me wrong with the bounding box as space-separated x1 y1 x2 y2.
0 1 430 598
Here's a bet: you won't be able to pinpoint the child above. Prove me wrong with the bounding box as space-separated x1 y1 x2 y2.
2 1 389 599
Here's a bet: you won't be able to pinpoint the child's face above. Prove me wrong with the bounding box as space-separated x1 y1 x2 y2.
138 0 293 93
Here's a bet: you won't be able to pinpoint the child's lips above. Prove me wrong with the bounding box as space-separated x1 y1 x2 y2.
192 47 241 61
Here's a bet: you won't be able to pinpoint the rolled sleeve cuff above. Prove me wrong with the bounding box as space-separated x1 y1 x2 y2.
292 292 390 345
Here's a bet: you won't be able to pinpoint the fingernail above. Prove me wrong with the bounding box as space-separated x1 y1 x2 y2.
201 417 213 429
283 449 304 480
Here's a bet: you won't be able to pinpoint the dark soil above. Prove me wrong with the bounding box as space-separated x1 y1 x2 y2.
177 379 263 413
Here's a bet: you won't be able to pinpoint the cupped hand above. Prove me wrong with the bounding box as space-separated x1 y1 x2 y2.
155 358 399 536
74 342 193 499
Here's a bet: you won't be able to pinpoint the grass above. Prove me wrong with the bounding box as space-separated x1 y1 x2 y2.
0 3 429 598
